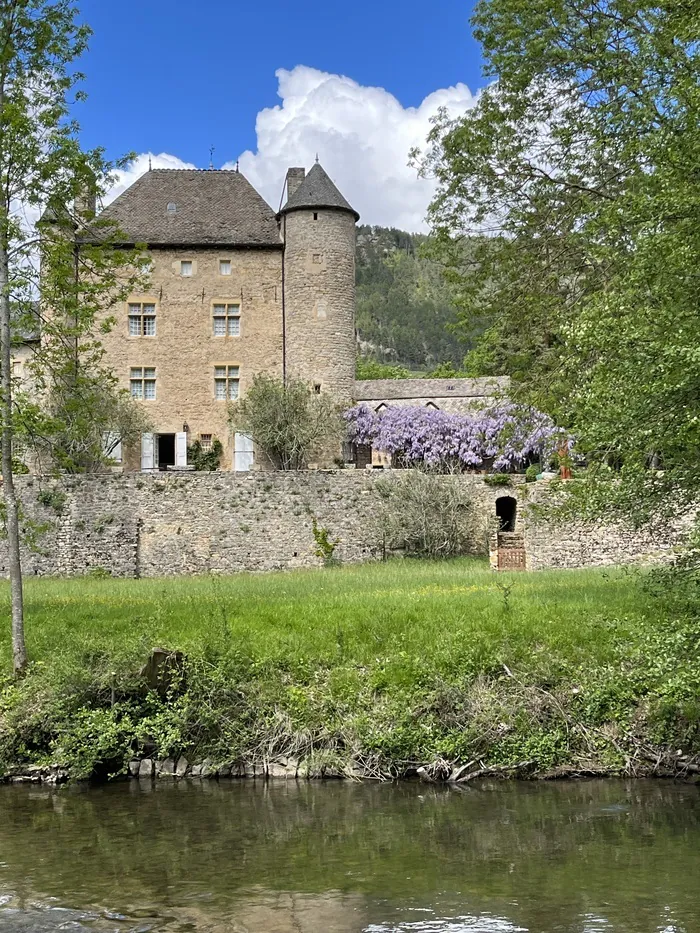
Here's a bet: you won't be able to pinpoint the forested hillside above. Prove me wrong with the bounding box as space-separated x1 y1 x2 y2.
355 225 466 372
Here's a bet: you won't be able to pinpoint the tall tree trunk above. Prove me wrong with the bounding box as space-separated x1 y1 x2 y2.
0 239 26 676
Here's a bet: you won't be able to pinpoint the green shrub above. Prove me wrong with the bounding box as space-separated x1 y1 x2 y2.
312 519 339 566
188 438 224 471
37 488 67 513
483 473 512 487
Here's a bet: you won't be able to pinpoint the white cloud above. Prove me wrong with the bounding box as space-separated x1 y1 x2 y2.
229 66 479 231
105 67 480 231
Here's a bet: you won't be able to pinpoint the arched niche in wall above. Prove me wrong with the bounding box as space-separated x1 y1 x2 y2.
495 496 517 533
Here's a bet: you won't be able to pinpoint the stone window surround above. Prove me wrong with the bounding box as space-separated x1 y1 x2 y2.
127 298 158 337
212 301 241 337
219 259 232 276
214 363 240 401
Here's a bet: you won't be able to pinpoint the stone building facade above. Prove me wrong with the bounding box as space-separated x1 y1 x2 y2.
81 162 360 472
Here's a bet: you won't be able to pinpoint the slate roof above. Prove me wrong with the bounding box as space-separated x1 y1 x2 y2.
354 377 510 401
91 170 282 247
280 163 359 221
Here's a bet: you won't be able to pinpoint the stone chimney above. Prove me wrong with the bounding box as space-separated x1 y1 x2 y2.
286 167 305 201
75 184 97 220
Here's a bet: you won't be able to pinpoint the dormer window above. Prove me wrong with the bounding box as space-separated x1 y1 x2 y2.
167 202 177 214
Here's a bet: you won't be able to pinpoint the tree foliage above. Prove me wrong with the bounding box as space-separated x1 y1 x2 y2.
355 357 410 380
356 226 469 370
376 469 479 558
230 375 344 471
420 0 700 520
0 0 143 672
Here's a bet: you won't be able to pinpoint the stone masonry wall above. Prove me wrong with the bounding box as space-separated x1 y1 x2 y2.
282 209 356 402
0 473 687 579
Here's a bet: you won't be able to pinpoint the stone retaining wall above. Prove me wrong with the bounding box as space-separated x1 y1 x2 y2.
0 472 686 578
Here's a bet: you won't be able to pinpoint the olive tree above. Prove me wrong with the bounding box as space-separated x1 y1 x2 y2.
229 375 344 471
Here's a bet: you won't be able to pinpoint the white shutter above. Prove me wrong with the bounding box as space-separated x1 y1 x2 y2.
102 431 122 463
110 435 123 464
234 433 254 472
141 433 155 471
175 432 188 468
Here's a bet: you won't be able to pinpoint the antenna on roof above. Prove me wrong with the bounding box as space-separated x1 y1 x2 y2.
209 145 215 170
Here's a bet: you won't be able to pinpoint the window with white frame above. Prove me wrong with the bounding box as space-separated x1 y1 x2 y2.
180 260 193 277
214 365 239 400
130 367 156 400
128 301 156 336
219 260 231 276
212 303 240 336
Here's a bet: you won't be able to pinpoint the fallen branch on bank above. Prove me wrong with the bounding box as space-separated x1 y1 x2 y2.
451 760 536 783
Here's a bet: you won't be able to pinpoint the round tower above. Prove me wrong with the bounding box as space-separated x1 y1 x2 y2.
279 162 359 402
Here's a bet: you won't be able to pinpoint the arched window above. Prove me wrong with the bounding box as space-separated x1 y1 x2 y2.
496 496 517 533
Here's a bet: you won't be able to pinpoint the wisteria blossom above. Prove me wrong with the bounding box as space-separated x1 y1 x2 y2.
344 404 565 471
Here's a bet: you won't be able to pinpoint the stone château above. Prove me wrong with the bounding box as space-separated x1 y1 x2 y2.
76 162 500 472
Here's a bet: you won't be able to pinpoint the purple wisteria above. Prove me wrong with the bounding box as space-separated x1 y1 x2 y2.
344 403 564 471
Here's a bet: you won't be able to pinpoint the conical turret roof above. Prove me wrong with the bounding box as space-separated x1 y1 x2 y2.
279 163 359 221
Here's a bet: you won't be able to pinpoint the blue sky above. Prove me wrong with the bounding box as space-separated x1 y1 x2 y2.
79 0 484 230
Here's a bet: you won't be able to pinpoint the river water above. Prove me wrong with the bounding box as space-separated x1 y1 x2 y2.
0 779 698 932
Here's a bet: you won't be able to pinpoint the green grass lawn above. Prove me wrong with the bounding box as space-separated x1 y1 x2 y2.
1 559 697 780
0 558 651 673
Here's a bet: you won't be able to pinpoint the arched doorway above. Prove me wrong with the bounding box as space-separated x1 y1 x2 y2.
496 496 517 532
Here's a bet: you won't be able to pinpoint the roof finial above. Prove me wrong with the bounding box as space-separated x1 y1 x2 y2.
315 153 319 164
209 145 215 170
148 154 152 171
236 159 240 173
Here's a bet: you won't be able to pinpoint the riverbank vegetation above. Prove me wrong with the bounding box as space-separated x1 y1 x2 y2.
1 560 698 782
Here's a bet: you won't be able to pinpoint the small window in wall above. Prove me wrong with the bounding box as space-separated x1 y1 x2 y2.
200 433 212 449
314 383 322 394
128 301 156 336
213 303 241 336
214 365 240 400
130 367 156 400
180 260 193 277
313 212 318 221
167 203 177 214
496 496 517 533
313 253 322 264
219 260 231 276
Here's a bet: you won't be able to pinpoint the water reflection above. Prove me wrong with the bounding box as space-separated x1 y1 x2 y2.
0 779 697 932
